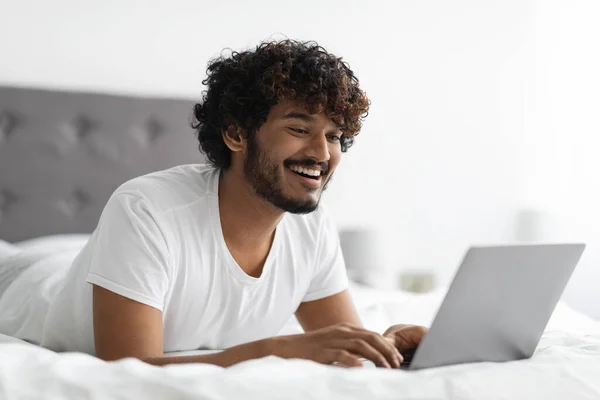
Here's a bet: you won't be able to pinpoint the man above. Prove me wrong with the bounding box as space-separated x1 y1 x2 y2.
41 39 427 368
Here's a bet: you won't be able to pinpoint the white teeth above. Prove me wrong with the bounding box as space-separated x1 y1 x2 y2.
290 165 321 177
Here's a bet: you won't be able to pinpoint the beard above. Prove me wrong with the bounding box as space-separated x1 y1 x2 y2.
243 135 329 214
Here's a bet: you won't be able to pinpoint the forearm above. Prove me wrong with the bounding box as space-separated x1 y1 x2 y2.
144 337 276 367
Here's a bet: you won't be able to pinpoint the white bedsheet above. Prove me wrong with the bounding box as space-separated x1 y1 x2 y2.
1 235 600 399
1 329 599 399
0 239 19 261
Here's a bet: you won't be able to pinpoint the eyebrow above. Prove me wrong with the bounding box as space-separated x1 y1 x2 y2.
282 112 315 123
282 112 342 131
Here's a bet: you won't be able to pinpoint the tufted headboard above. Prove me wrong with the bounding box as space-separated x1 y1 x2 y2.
0 86 204 242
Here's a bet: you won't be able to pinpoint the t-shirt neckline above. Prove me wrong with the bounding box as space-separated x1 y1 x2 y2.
208 168 283 285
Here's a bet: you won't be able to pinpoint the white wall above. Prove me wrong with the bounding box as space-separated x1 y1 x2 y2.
521 0 600 319
10 2 593 305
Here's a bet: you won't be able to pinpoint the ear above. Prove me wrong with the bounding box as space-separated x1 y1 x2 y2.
222 125 246 153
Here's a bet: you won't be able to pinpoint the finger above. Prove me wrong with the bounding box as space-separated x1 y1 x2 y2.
333 339 393 369
342 326 403 368
362 333 402 368
334 326 402 368
389 326 428 353
357 333 402 368
385 336 405 363
324 349 363 368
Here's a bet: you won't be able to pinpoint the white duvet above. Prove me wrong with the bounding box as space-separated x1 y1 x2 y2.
1 236 600 399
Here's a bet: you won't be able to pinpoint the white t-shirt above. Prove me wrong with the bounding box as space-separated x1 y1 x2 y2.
41 164 348 354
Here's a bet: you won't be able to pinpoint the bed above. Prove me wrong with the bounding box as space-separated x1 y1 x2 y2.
1 85 600 399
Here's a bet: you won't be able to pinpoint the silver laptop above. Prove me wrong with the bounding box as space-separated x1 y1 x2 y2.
401 243 585 370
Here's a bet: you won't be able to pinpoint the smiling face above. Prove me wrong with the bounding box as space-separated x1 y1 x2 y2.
241 100 343 214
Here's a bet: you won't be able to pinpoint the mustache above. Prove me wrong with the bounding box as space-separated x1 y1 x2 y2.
284 159 329 174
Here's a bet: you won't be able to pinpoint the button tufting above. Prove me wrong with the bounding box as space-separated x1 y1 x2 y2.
52 115 97 155
0 188 18 220
56 189 90 218
61 115 95 143
0 110 18 144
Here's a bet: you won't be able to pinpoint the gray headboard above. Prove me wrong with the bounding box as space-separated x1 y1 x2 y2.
0 86 204 242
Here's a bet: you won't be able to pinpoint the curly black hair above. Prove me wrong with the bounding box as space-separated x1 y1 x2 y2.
191 39 370 169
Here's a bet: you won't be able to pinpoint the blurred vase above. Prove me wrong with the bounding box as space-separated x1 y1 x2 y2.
515 208 544 242
339 228 396 289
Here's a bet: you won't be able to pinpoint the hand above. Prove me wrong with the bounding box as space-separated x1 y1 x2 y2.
383 324 428 358
270 322 404 368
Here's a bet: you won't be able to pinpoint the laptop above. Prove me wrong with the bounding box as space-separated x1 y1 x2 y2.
398 243 585 370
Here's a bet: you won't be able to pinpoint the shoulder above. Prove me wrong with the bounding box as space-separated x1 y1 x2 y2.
112 164 218 213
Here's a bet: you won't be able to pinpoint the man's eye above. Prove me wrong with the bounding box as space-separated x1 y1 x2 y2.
289 128 309 135
327 135 342 142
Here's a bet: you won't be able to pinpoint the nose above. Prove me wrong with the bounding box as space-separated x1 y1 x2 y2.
306 133 331 163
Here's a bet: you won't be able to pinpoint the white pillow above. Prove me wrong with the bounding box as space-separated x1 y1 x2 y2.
0 249 82 344
14 234 90 253
0 239 19 262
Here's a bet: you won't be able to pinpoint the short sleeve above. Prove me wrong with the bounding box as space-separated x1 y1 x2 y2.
302 211 349 302
86 193 171 311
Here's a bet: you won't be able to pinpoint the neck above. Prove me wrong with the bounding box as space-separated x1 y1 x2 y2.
217 166 284 251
